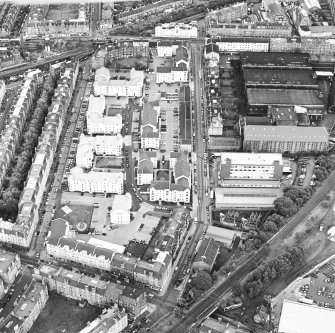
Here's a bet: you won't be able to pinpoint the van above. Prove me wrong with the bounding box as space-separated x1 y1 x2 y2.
148 293 154 298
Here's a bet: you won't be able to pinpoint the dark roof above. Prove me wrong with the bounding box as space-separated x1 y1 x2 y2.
157 67 171 73
158 40 172 47
205 43 219 54
244 116 273 126
243 68 317 87
247 88 324 107
240 52 311 69
193 238 220 268
175 45 188 63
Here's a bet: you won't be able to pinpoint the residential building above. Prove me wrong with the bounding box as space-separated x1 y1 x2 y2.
243 125 329 153
86 95 122 135
215 187 283 209
104 41 150 62
24 4 89 37
0 70 42 189
46 236 172 291
278 299 335 333
155 22 198 38
141 102 161 149
175 45 189 69
179 85 192 150
0 4 19 37
207 22 291 38
0 250 21 286
218 152 283 181
94 67 144 97
0 277 48 333
141 132 160 149
173 151 191 186
68 167 124 194
35 264 147 318
212 37 269 52
76 134 123 169
139 149 158 168
199 317 250 333
118 0 185 23
79 307 128 333
110 194 132 224
204 43 220 60
157 40 182 58
270 37 335 55
206 2 248 23
0 61 78 248
137 160 154 185
192 238 220 272
156 66 188 84
149 181 190 203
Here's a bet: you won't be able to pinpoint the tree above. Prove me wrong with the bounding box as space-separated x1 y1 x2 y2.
262 220 278 233
191 271 213 291
274 196 297 217
232 282 243 296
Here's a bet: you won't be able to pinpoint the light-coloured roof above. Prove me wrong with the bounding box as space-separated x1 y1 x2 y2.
218 152 283 165
206 226 241 244
69 167 124 183
112 194 132 211
87 95 106 118
0 250 17 273
244 125 329 143
278 299 335 333
87 238 125 254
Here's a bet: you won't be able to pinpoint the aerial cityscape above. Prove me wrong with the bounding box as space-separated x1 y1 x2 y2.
0 0 334 332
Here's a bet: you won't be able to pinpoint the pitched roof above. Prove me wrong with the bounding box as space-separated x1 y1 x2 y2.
175 45 188 63
138 160 153 174
194 237 220 268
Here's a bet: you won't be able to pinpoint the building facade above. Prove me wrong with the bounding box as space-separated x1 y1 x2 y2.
243 125 329 153
68 167 124 194
155 22 198 38
149 182 190 203
156 67 188 84
212 37 269 52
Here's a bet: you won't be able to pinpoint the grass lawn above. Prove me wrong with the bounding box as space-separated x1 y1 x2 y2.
54 204 93 233
95 156 123 168
30 292 102 333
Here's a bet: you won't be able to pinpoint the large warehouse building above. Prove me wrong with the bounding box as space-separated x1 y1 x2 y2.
243 68 319 89
243 125 329 153
246 88 325 118
215 187 283 209
240 52 312 70
218 152 283 180
278 299 335 333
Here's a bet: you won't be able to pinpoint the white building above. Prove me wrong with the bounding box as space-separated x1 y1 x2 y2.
68 167 124 194
155 22 198 38
0 250 21 287
137 160 154 185
76 134 123 169
156 66 188 84
278 299 335 333
86 95 122 135
214 37 269 52
110 194 132 224
149 181 190 203
328 226 335 241
218 152 284 180
157 41 182 58
79 307 128 333
141 132 160 150
94 67 144 97
0 80 5 107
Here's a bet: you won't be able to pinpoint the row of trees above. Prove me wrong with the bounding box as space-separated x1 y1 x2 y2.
0 76 56 221
244 247 304 298
313 154 335 183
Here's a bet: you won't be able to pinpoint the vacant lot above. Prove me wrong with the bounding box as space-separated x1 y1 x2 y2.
31 292 102 333
46 4 79 21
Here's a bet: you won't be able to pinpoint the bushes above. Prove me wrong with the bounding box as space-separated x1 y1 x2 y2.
244 247 304 298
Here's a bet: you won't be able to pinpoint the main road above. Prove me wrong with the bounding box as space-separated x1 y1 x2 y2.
169 166 335 332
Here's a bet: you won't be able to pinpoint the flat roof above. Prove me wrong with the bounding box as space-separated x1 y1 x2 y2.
278 299 335 333
218 152 283 165
243 68 317 86
247 88 324 107
222 179 281 186
244 125 329 143
240 52 311 68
